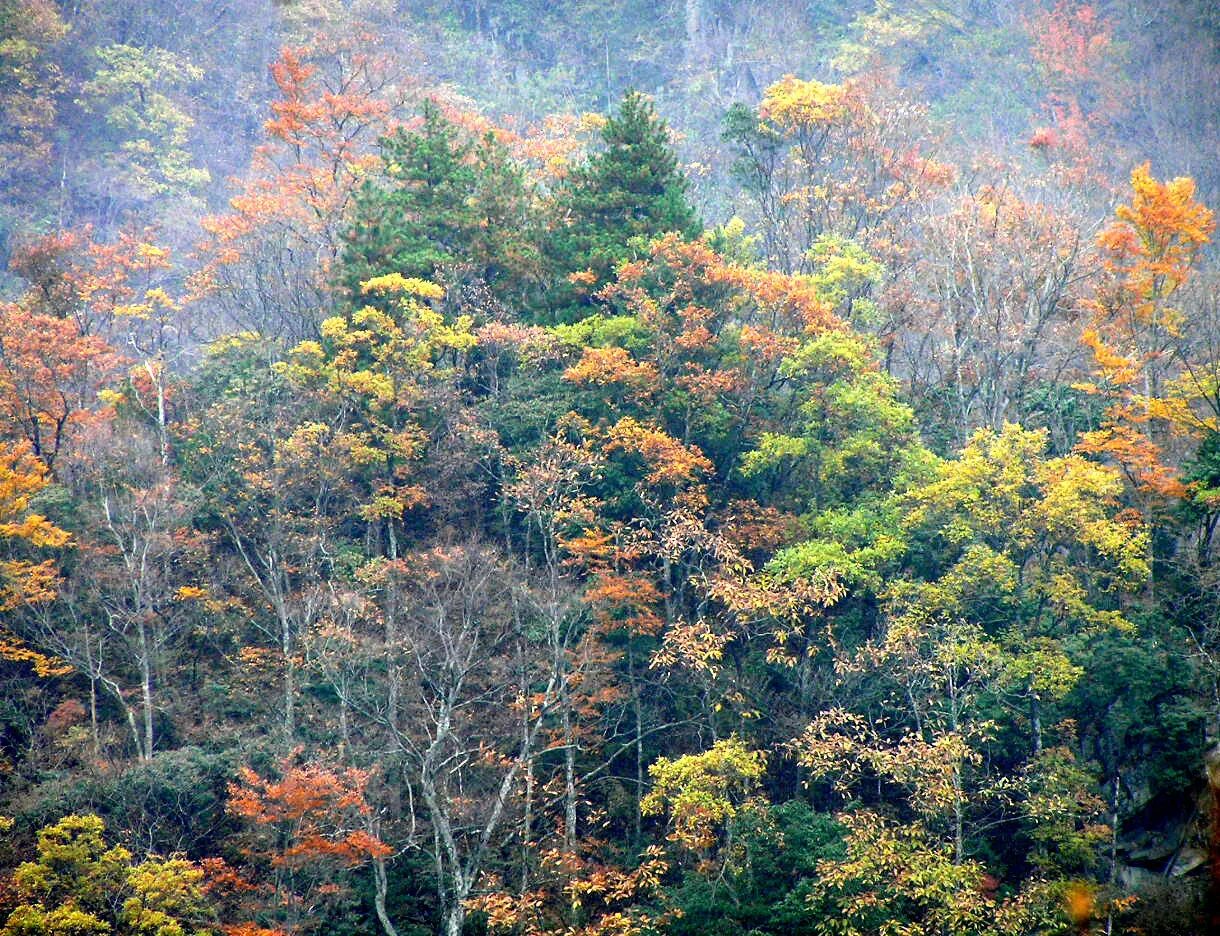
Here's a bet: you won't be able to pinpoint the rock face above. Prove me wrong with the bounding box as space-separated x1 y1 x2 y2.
1110 744 1218 930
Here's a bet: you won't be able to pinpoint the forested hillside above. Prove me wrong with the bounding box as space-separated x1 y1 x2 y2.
0 1 1218 934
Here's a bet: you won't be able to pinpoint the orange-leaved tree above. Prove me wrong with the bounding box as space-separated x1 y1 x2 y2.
192 30 414 338
1077 163 1216 503
219 756 391 936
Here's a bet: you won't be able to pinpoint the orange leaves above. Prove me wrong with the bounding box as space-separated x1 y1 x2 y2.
263 35 399 167
1079 327 1139 386
222 926 291 936
0 301 119 468
610 232 843 341
469 845 669 936
564 347 659 395
715 500 800 554
193 35 412 326
601 417 712 492
1025 1 1122 178
228 756 390 871
1076 425 1188 499
1029 2 1112 85
1078 164 1216 501
264 45 384 151
1104 162 1215 302
230 764 367 825
581 572 665 638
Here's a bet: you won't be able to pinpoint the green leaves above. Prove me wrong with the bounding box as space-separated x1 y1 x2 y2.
79 45 209 201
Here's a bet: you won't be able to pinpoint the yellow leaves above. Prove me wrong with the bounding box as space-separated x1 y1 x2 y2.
271 282 475 529
359 272 445 300
811 810 1006 936
8 814 214 936
0 634 72 677
642 738 767 859
339 368 396 404
1034 454 1149 581
204 331 262 358
760 75 848 130
650 617 729 676
1063 881 1095 927
895 423 1147 673
578 111 609 132
904 424 1045 542
318 316 350 342
0 445 70 663
134 242 169 262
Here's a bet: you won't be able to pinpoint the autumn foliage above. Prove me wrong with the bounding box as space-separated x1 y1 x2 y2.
0 7 1216 936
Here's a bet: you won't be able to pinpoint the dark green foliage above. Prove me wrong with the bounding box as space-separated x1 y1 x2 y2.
342 102 539 303
343 102 479 293
546 92 700 318
11 747 239 858
665 803 843 936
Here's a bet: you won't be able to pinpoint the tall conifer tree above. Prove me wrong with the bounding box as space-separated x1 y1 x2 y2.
547 92 700 318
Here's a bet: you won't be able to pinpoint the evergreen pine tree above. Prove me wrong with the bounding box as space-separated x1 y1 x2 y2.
547 91 701 318
341 100 539 305
342 101 476 295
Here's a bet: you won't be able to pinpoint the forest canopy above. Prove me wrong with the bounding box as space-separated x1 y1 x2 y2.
0 1 1218 935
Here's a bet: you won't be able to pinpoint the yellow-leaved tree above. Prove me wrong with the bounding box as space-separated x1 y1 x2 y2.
0 441 70 676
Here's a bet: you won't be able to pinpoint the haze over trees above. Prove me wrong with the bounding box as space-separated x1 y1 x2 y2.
0 1 1218 934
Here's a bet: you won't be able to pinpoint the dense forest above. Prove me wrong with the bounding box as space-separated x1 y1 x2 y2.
0 1 1218 933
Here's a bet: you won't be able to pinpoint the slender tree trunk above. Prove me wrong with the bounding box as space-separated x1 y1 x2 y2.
89 675 100 757
521 641 535 889
106 676 143 762
1031 692 1043 755
372 856 399 936
563 695 577 851
1206 745 1220 933
280 604 295 745
629 641 643 843
952 761 964 865
83 621 101 758
137 618 154 761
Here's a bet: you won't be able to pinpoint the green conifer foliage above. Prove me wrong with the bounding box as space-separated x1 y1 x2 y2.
342 101 478 296
342 100 540 306
547 91 701 318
